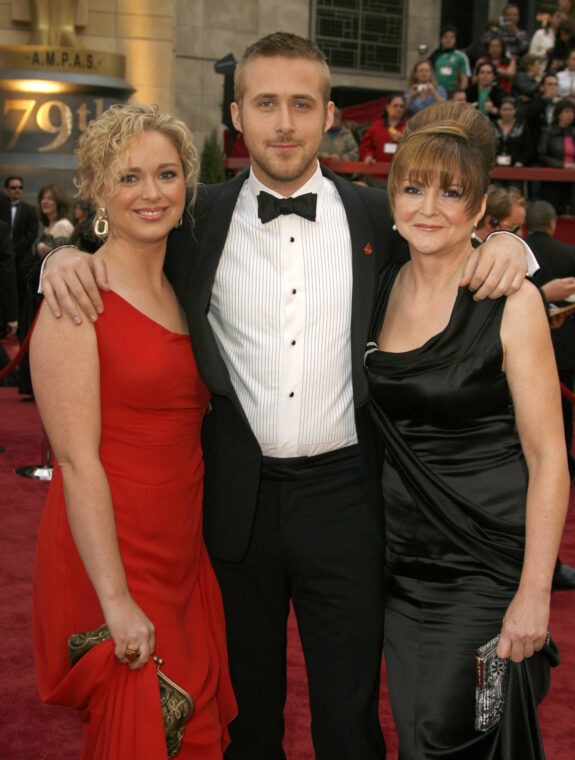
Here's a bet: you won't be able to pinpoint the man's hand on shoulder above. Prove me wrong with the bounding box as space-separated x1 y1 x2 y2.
41 246 110 324
460 233 527 300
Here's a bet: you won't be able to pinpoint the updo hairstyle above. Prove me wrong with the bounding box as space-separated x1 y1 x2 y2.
387 102 497 217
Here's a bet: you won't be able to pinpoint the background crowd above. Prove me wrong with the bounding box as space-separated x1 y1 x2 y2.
310 4 575 214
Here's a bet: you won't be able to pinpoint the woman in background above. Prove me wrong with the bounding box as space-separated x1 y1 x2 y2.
36 184 74 259
403 60 446 116
538 97 575 214
476 34 517 94
18 184 73 397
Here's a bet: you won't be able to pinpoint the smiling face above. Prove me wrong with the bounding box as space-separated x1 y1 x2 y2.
393 178 485 260
230 55 334 196
503 5 519 26
100 130 186 246
40 190 57 220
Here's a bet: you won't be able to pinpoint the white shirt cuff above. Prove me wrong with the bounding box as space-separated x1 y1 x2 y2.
37 244 79 293
485 230 539 276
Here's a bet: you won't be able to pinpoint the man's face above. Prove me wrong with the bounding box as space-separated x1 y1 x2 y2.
441 30 456 49
543 77 559 100
231 56 333 196
478 65 495 88
499 203 526 237
503 5 520 26
5 179 23 203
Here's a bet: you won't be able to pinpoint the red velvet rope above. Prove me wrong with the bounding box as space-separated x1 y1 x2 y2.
560 381 575 405
0 329 31 381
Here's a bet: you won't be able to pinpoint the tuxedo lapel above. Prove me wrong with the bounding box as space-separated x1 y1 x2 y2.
187 173 248 400
324 168 379 407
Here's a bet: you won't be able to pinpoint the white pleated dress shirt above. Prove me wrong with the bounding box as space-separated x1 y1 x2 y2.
207 164 358 457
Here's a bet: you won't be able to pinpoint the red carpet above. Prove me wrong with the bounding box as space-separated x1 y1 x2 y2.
1 382 574 758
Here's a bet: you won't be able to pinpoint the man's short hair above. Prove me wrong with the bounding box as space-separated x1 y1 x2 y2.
4 176 23 188
479 185 525 228
234 32 331 104
526 200 557 232
441 24 458 37
476 60 497 77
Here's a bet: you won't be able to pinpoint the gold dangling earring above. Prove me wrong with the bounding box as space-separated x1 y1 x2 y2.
174 217 183 230
94 207 109 238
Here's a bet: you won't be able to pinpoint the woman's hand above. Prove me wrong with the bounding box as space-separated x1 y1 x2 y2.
104 595 156 670
496 587 550 663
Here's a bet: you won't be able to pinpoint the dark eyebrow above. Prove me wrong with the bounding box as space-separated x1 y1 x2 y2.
124 162 180 172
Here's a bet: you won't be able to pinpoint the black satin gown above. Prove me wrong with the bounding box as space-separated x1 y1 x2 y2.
365 264 558 760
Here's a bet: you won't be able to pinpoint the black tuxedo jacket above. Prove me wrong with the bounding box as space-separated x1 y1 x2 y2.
164 167 406 562
9 201 38 279
528 230 575 370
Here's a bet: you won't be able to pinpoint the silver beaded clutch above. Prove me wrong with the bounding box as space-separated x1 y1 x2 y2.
474 634 510 732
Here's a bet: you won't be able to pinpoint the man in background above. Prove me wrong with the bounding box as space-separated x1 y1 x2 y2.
472 185 526 246
528 200 575 589
1 177 38 321
429 25 472 92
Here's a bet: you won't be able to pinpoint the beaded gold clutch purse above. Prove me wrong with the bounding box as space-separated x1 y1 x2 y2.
68 624 194 757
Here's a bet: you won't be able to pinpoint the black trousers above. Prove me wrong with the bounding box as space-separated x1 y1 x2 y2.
211 445 386 760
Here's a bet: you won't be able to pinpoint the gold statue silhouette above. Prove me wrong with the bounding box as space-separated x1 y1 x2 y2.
29 0 81 47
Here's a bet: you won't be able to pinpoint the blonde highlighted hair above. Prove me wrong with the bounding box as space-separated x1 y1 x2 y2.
388 102 497 217
74 102 199 202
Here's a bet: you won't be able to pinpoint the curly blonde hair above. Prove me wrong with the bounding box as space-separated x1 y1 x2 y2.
74 102 198 202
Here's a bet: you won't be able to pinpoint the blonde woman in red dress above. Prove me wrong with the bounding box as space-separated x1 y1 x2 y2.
31 103 236 759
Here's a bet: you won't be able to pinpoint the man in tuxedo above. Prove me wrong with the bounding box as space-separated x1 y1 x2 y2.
40 33 530 759
2 177 38 319
528 200 575 590
526 73 560 146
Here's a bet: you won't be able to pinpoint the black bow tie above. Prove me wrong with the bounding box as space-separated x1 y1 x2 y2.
257 191 317 224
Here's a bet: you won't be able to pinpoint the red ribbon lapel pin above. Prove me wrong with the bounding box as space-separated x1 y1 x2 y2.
364 243 373 255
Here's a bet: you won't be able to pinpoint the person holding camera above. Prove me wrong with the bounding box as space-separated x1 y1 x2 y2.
403 60 447 117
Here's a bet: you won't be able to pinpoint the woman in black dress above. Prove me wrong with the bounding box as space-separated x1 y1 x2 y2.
365 102 568 758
